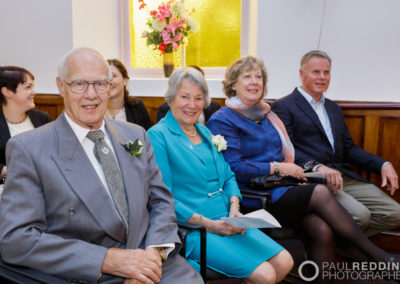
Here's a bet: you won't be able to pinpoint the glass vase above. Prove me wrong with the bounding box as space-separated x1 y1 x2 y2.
163 52 174 77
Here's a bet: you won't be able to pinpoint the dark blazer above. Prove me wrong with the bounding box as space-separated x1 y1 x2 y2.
0 108 51 173
156 100 221 123
271 88 386 182
124 97 152 130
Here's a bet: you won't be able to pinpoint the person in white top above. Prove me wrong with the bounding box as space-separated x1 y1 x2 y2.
0 66 51 182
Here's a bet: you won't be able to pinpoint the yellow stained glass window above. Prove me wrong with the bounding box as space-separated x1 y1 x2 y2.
130 0 241 69
185 0 241 67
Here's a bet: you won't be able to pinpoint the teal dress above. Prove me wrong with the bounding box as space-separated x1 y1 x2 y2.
148 111 284 278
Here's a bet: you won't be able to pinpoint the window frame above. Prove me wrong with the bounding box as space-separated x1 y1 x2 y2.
120 0 256 79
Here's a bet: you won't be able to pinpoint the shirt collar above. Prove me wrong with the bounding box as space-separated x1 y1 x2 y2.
297 87 325 105
64 112 106 144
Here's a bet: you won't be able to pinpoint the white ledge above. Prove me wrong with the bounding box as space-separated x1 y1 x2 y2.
127 78 226 98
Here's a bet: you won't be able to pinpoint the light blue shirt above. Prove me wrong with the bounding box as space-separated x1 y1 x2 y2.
298 87 335 152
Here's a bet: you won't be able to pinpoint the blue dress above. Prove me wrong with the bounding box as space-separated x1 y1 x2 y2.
148 111 284 277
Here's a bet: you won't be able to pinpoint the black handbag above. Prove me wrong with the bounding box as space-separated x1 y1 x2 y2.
248 172 326 190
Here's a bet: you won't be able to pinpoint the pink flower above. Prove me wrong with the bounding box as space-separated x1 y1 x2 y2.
165 20 184 36
156 15 166 22
158 3 171 17
174 33 182 41
161 31 173 44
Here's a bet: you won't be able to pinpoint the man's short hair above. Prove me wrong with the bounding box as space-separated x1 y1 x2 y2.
300 50 332 70
57 47 111 80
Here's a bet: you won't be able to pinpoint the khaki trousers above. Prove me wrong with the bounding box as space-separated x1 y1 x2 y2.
334 175 400 236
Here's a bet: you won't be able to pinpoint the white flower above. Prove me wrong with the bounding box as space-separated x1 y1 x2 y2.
170 1 184 18
211 135 227 152
187 18 199 33
151 18 166 32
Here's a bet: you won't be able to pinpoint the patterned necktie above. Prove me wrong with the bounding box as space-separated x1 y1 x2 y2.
87 130 129 231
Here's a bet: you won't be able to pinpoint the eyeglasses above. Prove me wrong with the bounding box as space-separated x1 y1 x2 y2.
64 80 110 94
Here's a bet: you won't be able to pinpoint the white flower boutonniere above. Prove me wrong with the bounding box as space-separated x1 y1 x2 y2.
210 135 227 152
122 139 143 157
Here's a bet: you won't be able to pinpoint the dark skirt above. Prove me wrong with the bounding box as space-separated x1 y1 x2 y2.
265 184 316 226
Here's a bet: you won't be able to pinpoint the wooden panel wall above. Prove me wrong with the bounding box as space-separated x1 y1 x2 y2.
338 104 400 204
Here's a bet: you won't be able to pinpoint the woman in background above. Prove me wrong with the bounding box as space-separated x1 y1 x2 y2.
107 59 152 129
148 67 293 283
0 66 51 182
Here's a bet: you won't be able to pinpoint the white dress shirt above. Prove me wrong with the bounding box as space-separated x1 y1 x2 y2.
64 113 174 255
298 87 335 152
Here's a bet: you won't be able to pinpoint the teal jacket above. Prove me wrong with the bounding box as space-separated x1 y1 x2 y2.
148 111 241 223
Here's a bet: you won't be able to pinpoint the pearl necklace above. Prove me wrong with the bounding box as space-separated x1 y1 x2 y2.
183 128 197 137
5 114 28 124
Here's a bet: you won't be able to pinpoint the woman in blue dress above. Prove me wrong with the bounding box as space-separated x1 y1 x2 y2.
207 56 396 279
148 67 293 283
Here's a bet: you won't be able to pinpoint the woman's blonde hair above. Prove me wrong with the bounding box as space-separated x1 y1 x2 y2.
223 56 268 98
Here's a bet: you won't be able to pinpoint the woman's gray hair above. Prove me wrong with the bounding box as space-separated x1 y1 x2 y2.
164 67 210 108
57 47 111 80
223 56 268 98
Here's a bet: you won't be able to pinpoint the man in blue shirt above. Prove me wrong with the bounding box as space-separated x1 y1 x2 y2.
272 50 400 236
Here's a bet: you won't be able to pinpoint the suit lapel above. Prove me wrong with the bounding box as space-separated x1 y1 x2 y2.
324 99 338 150
51 115 126 242
294 91 330 141
165 111 205 164
197 126 224 188
27 110 41 128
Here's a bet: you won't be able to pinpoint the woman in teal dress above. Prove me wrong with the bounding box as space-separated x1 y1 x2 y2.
148 67 293 283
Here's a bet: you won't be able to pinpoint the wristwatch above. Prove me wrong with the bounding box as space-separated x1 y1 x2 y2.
272 161 279 175
158 248 167 262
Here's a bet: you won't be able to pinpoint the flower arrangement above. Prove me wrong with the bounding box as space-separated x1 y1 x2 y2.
138 0 198 54
210 135 227 152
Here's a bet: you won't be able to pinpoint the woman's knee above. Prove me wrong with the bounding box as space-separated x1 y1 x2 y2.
313 184 331 197
246 261 276 284
268 250 294 281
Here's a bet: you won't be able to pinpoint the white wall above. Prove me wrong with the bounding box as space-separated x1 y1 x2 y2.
0 0 121 94
1 0 399 101
258 0 400 102
0 0 73 93
72 0 121 60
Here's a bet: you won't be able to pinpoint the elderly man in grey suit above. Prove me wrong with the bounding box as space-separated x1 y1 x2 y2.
0 47 202 284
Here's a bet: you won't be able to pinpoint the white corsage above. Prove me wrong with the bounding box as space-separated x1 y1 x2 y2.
210 135 227 152
121 139 143 157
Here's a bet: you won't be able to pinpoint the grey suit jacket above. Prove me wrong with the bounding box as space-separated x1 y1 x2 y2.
0 114 180 283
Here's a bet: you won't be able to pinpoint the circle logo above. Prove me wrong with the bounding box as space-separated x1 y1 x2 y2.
298 260 319 282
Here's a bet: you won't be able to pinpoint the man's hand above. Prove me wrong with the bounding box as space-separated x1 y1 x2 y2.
381 163 399 196
317 165 343 193
102 247 162 284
